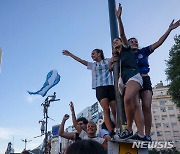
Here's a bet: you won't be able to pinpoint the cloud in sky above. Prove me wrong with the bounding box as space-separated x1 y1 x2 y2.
25 95 42 103
0 127 14 140
0 127 43 153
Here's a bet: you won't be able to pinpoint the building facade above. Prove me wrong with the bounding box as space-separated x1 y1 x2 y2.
151 81 180 151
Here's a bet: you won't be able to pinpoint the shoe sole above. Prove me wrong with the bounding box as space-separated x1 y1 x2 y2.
118 134 134 141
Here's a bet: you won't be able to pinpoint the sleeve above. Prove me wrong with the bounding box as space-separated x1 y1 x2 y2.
87 62 94 70
106 58 111 65
142 46 154 56
97 137 105 145
98 129 110 138
79 130 88 139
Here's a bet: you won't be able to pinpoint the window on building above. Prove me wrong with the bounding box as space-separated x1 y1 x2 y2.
152 101 158 106
153 108 158 113
173 131 180 136
160 100 166 105
178 114 180 121
79 113 83 117
158 140 164 142
154 115 160 120
167 139 173 142
151 132 155 136
162 115 167 120
157 131 163 136
163 123 169 128
168 107 174 110
160 107 166 112
165 131 171 135
170 115 175 118
172 123 177 127
156 123 161 128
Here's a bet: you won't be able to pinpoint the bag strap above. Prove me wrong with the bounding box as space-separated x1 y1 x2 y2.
119 59 122 76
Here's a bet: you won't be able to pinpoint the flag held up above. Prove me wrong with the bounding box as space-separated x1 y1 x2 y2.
28 70 60 97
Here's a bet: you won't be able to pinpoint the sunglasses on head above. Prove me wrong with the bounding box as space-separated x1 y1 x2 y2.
129 39 138 44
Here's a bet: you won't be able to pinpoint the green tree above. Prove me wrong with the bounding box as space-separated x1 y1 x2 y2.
165 34 180 107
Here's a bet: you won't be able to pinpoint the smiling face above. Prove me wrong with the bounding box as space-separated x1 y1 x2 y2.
91 50 101 62
87 122 97 135
128 38 139 51
78 121 87 131
113 38 122 49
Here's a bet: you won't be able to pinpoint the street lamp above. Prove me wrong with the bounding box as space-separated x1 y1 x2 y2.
21 139 32 150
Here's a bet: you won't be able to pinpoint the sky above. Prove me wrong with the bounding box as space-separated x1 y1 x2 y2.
0 0 180 152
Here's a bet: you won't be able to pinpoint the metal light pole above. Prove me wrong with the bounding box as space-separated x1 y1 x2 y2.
21 139 32 150
108 0 126 133
41 92 60 154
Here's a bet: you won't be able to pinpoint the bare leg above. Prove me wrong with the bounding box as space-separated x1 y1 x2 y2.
124 80 142 132
134 94 145 135
109 100 116 125
141 90 152 135
100 98 113 132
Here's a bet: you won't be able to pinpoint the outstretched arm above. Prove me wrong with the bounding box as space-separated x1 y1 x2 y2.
116 4 128 46
69 101 82 134
62 50 88 66
58 114 75 140
151 19 180 51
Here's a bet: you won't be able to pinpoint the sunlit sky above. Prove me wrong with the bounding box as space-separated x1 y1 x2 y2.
0 0 179 152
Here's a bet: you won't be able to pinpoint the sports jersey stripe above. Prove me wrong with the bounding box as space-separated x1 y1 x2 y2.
104 60 109 85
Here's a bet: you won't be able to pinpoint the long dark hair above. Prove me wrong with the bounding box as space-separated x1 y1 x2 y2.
93 49 105 60
128 37 138 43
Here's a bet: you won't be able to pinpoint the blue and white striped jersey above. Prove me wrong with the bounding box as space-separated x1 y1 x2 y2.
87 58 114 89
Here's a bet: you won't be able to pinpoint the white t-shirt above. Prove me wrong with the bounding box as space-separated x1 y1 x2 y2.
79 130 105 145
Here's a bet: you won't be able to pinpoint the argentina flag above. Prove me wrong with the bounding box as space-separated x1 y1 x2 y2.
28 70 60 97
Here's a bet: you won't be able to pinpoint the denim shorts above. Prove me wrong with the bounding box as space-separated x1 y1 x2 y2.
126 73 143 87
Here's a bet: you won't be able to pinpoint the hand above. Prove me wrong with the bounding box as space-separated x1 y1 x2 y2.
112 48 121 55
63 114 70 121
69 101 75 113
62 50 71 56
169 19 180 31
115 3 122 19
110 57 119 63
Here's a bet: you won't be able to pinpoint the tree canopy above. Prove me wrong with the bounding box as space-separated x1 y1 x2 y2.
165 34 180 107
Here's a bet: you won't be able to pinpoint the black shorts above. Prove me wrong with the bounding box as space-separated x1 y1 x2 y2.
140 76 152 92
96 85 115 102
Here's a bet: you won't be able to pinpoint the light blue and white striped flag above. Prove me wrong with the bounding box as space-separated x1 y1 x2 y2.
28 70 60 97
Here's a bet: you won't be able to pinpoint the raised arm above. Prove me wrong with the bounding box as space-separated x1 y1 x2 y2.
151 19 180 51
116 4 128 46
58 114 75 140
62 50 88 66
69 101 82 134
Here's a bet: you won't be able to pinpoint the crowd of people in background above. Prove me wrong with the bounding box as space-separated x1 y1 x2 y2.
58 3 180 154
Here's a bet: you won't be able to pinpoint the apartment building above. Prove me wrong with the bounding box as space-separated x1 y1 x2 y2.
151 81 180 151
